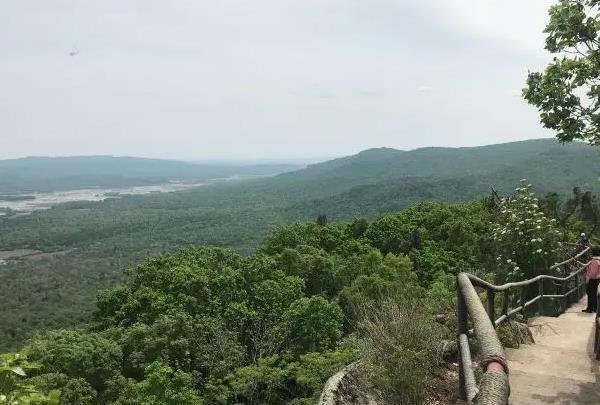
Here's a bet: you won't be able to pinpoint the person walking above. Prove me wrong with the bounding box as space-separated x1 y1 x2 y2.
578 232 590 248
577 232 592 261
583 251 600 313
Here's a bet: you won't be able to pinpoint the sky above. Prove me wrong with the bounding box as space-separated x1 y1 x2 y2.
1 0 557 160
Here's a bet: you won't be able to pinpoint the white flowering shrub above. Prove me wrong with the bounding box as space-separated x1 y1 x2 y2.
492 180 561 281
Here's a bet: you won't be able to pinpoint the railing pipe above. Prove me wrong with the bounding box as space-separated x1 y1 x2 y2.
537 279 543 316
457 273 508 404
467 264 587 292
457 282 471 400
456 246 590 404
549 246 590 270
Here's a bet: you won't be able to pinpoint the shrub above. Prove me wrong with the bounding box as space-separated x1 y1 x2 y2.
276 297 343 357
358 299 444 404
115 362 202 405
24 330 122 395
491 180 562 281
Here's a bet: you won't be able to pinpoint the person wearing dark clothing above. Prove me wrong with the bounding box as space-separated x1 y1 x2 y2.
578 233 590 247
577 233 592 261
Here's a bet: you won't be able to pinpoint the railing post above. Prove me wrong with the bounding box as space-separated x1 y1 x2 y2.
569 265 575 300
580 271 586 301
457 285 468 400
538 279 543 316
572 272 578 304
502 290 509 318
554 280 561 315
486 289 495 326
562 278 567 313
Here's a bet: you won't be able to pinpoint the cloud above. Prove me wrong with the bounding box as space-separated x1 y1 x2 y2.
403 0 555 56
0 0 554 159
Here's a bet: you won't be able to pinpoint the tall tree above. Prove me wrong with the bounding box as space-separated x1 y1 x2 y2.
524 0 600 144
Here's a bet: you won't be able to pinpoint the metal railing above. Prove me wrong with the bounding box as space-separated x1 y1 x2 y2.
457 247 590 404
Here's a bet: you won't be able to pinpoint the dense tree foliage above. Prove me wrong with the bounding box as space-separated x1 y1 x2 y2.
3 173 597 403
524 0 600 144
541 186 600 240
1 199 501 403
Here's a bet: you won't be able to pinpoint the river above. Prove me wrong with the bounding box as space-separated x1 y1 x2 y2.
0 182 208 214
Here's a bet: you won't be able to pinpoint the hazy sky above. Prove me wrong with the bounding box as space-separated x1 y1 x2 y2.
1 0 557 160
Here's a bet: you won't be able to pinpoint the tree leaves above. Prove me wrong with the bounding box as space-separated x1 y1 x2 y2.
525 0 600 144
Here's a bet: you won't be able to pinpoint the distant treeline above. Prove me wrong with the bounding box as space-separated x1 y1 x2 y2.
0 195 35 201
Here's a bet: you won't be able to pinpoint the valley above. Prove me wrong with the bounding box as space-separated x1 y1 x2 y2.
1 138 599 352
0 175 275 215
0 182 208 214
5 2 600 402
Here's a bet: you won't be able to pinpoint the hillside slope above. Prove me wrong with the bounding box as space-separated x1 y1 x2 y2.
0 156 301 194
283 140 600 220
205 139 600 213
271 138 599 193
1 138 600 351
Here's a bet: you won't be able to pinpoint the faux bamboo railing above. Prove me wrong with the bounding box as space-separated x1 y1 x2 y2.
457 247 591 404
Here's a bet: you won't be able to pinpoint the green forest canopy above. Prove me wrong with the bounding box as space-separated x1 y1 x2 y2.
7 201 490 404
5 188 593 404
1 139 600 353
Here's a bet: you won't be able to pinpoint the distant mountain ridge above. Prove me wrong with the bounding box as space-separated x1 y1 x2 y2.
1 139 599 215
249 138 600 210
0 155 302 194
282 138 597 184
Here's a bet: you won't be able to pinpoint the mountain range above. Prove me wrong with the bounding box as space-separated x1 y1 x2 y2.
1 138 599 351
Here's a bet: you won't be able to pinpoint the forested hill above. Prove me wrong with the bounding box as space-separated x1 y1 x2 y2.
280 139 600 219
0 155 301 194
269 138 600 197
2 138 600 352
2 139 597 196
204 138 600 215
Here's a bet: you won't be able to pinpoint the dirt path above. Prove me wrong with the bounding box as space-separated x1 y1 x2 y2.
506 298 600 404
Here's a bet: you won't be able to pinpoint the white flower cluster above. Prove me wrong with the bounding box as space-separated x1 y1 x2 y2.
491 180 561 280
